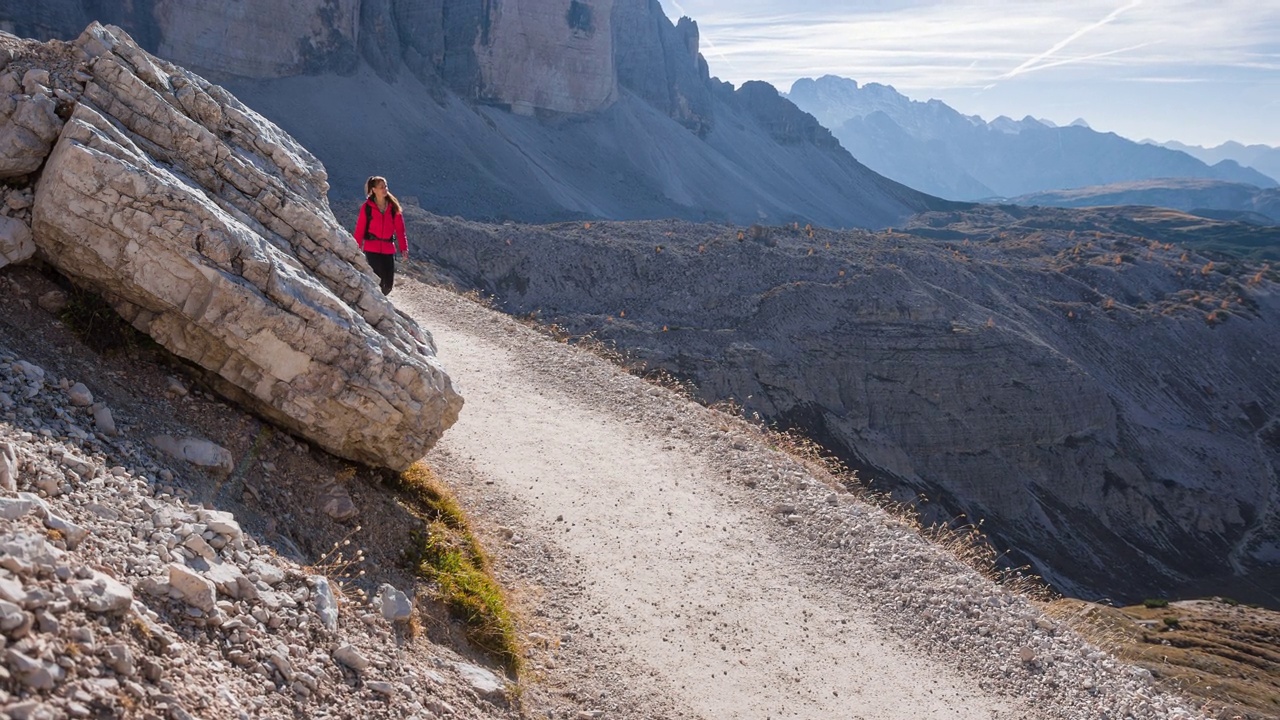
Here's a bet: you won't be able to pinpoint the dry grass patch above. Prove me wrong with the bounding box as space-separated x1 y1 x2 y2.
1048 597 1280 719
386 461 522 675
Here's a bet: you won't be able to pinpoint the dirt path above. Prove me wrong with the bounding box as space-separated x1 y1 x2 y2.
400 278 1029 719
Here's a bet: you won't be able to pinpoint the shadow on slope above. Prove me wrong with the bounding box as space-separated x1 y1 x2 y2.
224 68 943 228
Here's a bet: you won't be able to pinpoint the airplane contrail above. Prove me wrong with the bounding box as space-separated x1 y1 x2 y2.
1016 42 1152 74
999 0 1144 80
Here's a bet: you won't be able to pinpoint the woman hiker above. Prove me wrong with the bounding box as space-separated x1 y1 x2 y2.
354 175 408 295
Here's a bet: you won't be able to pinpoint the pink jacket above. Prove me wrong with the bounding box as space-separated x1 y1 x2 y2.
354 199 407 255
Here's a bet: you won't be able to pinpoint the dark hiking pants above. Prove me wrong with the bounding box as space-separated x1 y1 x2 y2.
365 251 395 295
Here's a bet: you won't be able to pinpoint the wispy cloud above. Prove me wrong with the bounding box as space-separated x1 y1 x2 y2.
664 1 1280 91
1233 61 1280 71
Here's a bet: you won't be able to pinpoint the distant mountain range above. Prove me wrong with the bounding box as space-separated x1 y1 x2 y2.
1145 140 1280 187
785 75 1278 201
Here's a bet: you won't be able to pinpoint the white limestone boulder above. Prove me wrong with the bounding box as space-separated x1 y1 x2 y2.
30 24 462 470
150 435 234 476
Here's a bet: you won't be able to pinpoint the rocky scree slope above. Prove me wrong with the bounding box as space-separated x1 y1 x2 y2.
0 267 519 720
402 205 1280 608
0 24 460 471
1 2 945 227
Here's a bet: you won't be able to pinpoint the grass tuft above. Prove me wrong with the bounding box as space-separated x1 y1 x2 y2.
388 462 522 674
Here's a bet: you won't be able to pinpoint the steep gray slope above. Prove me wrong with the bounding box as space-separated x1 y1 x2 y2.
786 75 1277 200
0 2 941 227
224 68 938 227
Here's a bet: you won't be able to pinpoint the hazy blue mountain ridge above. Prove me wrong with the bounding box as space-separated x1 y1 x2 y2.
786 75 1277 200
1149 140 1280 185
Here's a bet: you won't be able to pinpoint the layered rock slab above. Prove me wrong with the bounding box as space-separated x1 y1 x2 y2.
30 24 462 470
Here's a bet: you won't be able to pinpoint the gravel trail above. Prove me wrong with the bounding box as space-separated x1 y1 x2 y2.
400 277 1208 720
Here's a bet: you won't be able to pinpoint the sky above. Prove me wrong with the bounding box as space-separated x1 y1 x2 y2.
655 0 1280 148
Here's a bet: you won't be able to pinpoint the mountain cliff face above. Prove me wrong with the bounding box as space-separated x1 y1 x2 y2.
473 0 619 115
786 75 1277 201
0 2 939 227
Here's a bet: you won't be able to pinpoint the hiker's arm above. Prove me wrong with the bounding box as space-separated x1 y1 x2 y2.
396 212 408 257
354 205 366 250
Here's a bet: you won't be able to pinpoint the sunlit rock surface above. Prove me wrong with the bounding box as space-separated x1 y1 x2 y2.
21 24 461 470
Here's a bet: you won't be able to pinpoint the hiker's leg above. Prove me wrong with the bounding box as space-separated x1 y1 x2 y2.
364 252 394 295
